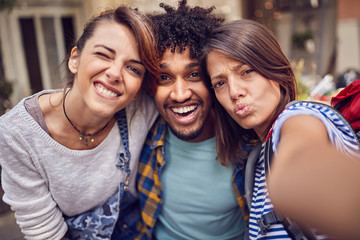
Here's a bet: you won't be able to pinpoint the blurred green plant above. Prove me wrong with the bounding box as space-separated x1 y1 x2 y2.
292 58 310 100
0 0 17 114
297 79 309 100
0 0 17 11
292 31 313 49
0 76 12 115
0 78 12 99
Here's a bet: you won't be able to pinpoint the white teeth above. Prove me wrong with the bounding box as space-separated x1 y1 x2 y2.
96 84 118 97
172 105 197 114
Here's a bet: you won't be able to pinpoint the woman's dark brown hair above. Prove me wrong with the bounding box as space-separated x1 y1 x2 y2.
201 19 297 165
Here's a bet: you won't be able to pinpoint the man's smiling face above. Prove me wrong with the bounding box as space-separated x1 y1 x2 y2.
154 48 213 142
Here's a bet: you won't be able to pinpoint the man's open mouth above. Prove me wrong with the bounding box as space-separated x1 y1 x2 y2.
171 105 197 117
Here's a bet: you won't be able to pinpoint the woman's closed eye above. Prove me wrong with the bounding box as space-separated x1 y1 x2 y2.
95 52 111 59
241 68 255 76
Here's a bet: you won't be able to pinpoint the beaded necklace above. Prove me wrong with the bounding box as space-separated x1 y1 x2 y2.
62 90 112 147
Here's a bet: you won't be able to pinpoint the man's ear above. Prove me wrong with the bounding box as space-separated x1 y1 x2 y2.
68 47 80 74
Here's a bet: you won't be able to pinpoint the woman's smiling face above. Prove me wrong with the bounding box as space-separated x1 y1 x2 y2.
68 21 145 117
206 50 281 139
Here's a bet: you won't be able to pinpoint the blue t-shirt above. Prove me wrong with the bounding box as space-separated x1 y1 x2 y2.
155 129 246 240
248 102 359 239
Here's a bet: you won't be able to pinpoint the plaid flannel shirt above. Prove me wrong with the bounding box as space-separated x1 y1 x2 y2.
136 117 249 239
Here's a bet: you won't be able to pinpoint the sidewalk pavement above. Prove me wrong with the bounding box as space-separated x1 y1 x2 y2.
0 187 23 240
0 210 23 240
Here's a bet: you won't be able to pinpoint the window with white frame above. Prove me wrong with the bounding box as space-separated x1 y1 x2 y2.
0 1 83 103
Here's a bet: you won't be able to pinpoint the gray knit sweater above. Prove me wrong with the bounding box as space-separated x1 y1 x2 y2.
0 89 158 239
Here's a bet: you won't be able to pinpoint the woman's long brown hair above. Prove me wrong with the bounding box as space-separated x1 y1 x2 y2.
201 19 296 165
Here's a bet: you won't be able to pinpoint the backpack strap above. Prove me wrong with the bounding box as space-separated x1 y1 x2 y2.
264 135 274 176
261 136 318 240
244 141 262 240
261 100 320 240
244 141 262 208
258 210 318 240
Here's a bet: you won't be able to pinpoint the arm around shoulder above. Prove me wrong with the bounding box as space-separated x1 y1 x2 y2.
267 114 360 239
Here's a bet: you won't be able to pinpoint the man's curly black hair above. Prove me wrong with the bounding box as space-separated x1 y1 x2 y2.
150 0 224 59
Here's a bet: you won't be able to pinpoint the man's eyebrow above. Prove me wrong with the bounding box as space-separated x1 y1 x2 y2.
159 62 168 69
186 62 199 69
95 44 143 65
159 61 199 69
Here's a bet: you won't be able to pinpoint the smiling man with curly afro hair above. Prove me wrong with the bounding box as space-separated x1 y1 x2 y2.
136 1 248 240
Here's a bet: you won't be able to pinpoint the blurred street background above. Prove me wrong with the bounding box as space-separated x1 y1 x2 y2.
1 0 360 239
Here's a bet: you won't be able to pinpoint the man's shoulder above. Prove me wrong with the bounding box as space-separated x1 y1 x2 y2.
146 117 167 144
140 117 167 163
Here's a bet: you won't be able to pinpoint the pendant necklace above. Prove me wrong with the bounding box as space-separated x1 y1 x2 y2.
62 90 111 147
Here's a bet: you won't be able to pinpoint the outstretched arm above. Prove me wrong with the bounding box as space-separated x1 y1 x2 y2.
267 114 360 239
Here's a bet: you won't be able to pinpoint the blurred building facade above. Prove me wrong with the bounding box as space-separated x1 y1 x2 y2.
0 0 359 106
245 0 360 92
336 0 360 78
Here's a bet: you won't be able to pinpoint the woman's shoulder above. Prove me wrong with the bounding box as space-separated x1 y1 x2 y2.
272 101 359 154
127 92 156 111
126 92 158 124
0 89 59 134
284 100 337 113
0 97 28 125
278 101 351 131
